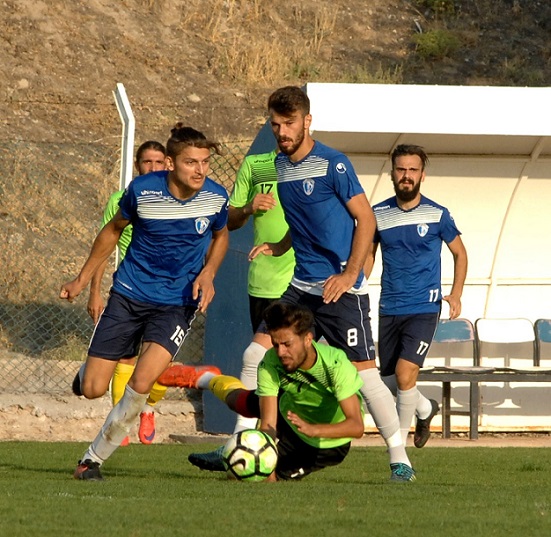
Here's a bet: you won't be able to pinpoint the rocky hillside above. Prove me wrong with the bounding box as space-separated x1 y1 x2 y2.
2 0 550 145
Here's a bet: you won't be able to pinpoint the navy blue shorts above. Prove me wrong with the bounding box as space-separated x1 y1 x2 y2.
258 285 376 362
248 295 279 334
88 290 198 361
378 313 440 376
275 414 350 480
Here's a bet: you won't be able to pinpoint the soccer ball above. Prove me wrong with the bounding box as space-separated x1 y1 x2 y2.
222 429 278 482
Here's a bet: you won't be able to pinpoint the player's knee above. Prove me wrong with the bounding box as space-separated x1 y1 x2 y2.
80 377 109 399
127 377 154 396
242 342 267 373
239 342 269 390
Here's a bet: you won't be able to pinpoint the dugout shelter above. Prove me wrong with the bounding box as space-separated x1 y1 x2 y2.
204 83 551 434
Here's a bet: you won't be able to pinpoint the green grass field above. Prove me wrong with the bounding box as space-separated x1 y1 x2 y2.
0 442 549 537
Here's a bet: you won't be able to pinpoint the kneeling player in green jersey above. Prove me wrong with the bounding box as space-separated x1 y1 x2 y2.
159 303 414 482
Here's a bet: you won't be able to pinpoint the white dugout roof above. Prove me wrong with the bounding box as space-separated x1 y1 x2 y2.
301 82 551 326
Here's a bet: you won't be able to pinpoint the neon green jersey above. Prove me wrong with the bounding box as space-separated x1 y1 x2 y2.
102 190 132 260
230 150 294 298
256 341 364 449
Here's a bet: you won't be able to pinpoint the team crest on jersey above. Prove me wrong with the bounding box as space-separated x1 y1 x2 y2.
195 217 210 234
302 178 315 196
417 223 429 237
335 162 347 174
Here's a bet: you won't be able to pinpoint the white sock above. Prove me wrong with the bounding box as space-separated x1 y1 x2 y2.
81 384 147 464
230 342 266 433
358 368 411 466
416 393 433 419
397 387 419 446
197 372 216 390
384 373 431 419
234 415 259 433
240 342 266 389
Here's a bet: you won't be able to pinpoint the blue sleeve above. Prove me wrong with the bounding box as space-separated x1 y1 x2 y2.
211 197 229 231
440 208 461 244
329 155 364 204
118 185 137 221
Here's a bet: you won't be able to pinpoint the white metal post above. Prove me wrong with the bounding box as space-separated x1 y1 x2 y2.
113 82 136 190
112 83 135 267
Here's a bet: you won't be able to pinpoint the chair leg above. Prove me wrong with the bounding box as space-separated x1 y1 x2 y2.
469 382 480 440
442 382 451 438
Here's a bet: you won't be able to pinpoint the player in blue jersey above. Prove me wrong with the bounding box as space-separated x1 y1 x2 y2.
60 124 229 481
364 144 468 448
87 140 168 447
251 86 414 481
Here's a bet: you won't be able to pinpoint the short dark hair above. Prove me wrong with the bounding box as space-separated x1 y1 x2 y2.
268 86 310 116
135 140 166 162
263 302 314 337
166 123 221 158
391 144 429 170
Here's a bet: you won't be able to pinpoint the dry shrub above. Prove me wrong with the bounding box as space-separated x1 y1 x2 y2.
179 0 340 85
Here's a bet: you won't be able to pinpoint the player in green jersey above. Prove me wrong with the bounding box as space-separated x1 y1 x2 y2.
158 302 366 481
227 149 295 415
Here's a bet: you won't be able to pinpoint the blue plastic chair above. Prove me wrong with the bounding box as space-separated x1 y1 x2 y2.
534 319 551 367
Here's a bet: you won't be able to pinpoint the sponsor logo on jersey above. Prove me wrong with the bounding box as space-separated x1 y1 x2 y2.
195 217 210 234
302 178 315 196
140 190 163 196
336 162 347 174
417 223 429 237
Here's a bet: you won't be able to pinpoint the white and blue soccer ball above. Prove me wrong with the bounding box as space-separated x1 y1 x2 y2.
222 429 278 482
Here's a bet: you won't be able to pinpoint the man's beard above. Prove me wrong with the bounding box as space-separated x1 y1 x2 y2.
277 129 305 157
394 179 421 203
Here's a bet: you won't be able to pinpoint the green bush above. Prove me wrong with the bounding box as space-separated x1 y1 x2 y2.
414 29 460 59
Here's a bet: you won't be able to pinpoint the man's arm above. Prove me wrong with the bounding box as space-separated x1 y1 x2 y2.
192 226 230 313
258 395 279 441
248 229 292 260
286 394 364 439
258 394 279 482
363 241 379 280
87 258 109 324
227 194 277 231
60 210 129 302
86 191 124 322
323 193 376 303
443 235 468 319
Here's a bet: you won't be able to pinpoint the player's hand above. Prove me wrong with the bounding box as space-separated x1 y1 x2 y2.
249 242 276 261
322 273 356 304
443 294 462 319
192 273 215 313
251 193 277 213
87 293 104 324
60 280 84 302
287 411 317 437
